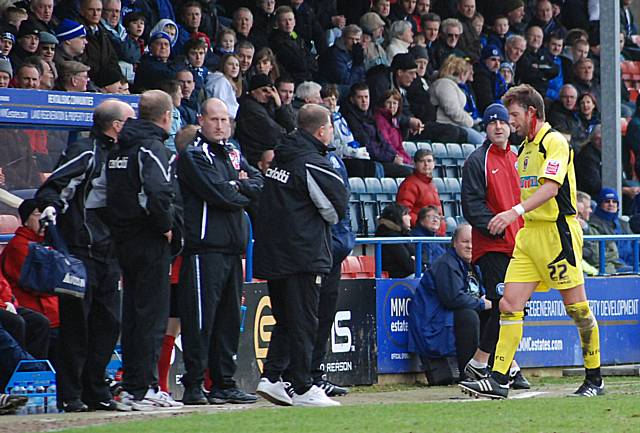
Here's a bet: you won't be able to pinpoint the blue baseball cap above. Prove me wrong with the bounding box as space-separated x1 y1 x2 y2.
481 44 503 61
483 103 509 125
598 188 619 205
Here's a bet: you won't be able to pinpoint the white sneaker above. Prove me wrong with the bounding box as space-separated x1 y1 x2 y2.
256 378 293 406
144 388 184 408
292 385 341 407
119 391 160 412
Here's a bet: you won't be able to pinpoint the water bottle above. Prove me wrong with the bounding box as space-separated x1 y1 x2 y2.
10 383 27 415
46 384 58 414
34 385 46 414
25 383 36 415
239 293 247 333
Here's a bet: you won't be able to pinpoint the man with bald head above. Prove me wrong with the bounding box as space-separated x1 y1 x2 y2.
106 90 183 411
36 99 136 412
177 98 262 405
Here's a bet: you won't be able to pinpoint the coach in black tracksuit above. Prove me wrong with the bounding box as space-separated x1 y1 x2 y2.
177 98 263 405
36 100 136 412
254 104 348 405
106 91 176 404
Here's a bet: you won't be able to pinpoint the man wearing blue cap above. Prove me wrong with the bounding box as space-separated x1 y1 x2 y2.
0 32 14 57
473 44 508 113
54 18 88 70
460 103 529 388
134 31 179 93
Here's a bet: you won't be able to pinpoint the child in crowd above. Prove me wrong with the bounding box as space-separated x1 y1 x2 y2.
486 15 510 53
472 13 485 48
123 12 146 68
208 28 236 70
499 61 515 88
183 38 209 94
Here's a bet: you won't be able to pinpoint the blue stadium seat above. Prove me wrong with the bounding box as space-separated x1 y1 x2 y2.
442 178 461 217
364 177 382 194
379 177 398 204
430 142 447 177
417 142 432 152
403 141 418 158
349 177 365 196
348 178 366 235
445 217 457 235
431 142 447 159
461 143 475 158
444 143 464 177
395 177 405 189
433 177 446 196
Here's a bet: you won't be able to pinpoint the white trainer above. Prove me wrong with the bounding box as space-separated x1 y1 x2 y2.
119 391 161 412
292 385 341 407
256 378 293 406
144 388 184 408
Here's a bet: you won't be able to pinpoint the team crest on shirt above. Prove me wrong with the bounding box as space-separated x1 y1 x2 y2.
545 160 560 175
523 157 528 171
228 149 241 170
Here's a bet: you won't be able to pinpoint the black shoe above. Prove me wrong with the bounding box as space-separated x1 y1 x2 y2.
459 375 509 400
572 379 605 397
91 399 132 412
464 363 489 381
314 379 349 397
62 399 89 412
509 370 531 390
207 388 258 404
182 387 208 405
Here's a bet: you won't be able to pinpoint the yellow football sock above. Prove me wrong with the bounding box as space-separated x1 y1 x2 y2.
492 311 525 376
565 301 601 369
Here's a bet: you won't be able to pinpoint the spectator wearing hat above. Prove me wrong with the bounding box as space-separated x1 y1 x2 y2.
0 58 12 87
318 24 365 92
516 26 558 98
54 18 88 68
235 73 296 167
26 0 56 34
269 5 316 84
431 18 466 71
499 61 515 87
0 32 14 57
375 203 416 278
497 0 526 36
10 20 39 69
472 44 508 113
0 198 53 361
56 60 90 92
359 11 388 70
134 31 179 93
36 31 57 62
587 188 635 274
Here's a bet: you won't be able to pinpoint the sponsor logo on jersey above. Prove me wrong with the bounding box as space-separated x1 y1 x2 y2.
108 156 128 169
520 175 538 188
265 167 290 183
228 149 241 171
545 160 560 175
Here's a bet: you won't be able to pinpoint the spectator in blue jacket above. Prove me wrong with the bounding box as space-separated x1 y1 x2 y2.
411 205 447 270
318 24 366 93
133 31 179 93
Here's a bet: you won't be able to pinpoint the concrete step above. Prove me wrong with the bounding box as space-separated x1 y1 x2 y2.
562 365 640 376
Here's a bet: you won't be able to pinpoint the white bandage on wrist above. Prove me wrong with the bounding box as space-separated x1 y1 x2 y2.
512 204 525 216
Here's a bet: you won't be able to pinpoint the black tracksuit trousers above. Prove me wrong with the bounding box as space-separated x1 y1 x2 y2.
179 252 242 389
117 232 171 400
56 255 120 404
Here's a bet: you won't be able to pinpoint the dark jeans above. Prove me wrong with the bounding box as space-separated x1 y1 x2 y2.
453 308 490 373
179 252 242 389
476 252 511 355
118 232 171 400
56 255 120 404
0 307 49 359
262 274 321 395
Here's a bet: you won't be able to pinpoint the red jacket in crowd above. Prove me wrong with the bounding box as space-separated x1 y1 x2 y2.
396 171 446 235
1 226 59 328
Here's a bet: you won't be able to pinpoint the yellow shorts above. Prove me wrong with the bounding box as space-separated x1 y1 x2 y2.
505 216 584 291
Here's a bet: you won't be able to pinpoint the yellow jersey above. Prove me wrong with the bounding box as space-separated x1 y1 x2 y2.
517 122 577 223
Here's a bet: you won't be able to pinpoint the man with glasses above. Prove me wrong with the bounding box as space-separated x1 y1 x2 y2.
548 84 580 139
432 17 465 70
460 103 529 388
410 205 447 270
36 99 136 412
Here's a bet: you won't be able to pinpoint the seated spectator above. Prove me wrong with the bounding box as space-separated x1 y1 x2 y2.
150 18 179 49
375 203 415 278
0 59 11 88
454 0 481 62
428 223 490 375
528 0 566 41
55 60 90 92
286 0 328 56
499 61 514 89
389 0 418 33
575 125 602 198
623 97 640 184
10 21 40 69
292 80 322 116
100 74 129 94
0 199 59 355
54 19 88 67
572 92 600 151
236 40 255 87
321 84 369 160
26 0 56 34
269 5 315 84
3 7 28 32
174 1 204 56
133 31 178 93
544 32 571 102
587 188 635 273
371 0 392 30
101 0 141 82
35 31 57 63
205 53 242 119
503 34 526 73
176 68 198 125
319 24 365 91
0 32 14 57
485 15 509 53
397 148 445 233
275 76 296 119
570 58 600 101
207 28 236 71
235 73 296 166
374 89 412 165
359 12 388 70
516 25 558 98
430 55 484 144
386 20 413 61
252 47 280 84
547 84 580 139
122 12 146 71
405 45 436 120
252 0 276 50
411 205 447 270
340 83 410 178
13 61 41 89
472 44 507 113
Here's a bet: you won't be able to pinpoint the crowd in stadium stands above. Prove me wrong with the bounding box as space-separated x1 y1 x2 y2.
1 0 640 413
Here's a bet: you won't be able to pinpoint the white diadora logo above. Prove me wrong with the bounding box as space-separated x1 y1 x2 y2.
108 157 128 169
265 167 290 183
